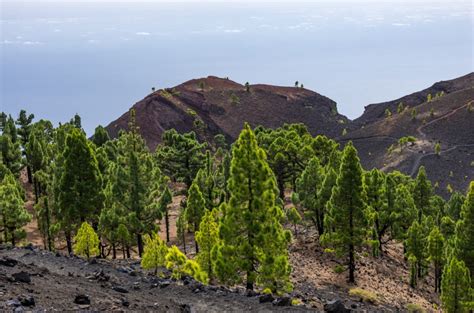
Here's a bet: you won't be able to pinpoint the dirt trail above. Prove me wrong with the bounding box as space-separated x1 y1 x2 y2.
409 102 472 177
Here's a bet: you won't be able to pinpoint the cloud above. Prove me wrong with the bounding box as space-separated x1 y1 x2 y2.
1 40 43 45
23 41 42 45
136 32 151 35
392 22 411 26
223 29 243 33
87 39 100 44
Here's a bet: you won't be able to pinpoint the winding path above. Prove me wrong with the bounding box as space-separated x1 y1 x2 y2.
409 101 473 177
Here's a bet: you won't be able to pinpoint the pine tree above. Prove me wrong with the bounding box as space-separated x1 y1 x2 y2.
455 181 474 284
155 129 205 188
427 226 444 293
26 124 51 203
435 142 441 155
364 168 388 255
58 128 103 254
413 166 433 222
405 220 426 283
446 192 465 221
441 257 471 313
321 141 367 283
287 206 302 236
0 173 31 246
214 124 292 292
116 223 131 259
15 110 35 183
160 186 172 243
74 222 100 259
92 125 110 147
166 245 208 283
391 185 417 242
141 233 169 275
105 110 166 257
185 181 206 253
296 157 323 235
0 116 22 176
195 209 219 279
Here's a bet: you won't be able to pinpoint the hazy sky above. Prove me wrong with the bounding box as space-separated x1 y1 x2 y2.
1 0 472 134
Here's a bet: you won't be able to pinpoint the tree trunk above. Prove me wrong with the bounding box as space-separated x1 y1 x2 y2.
246 272 254 291
137 234 143 257
194 222 199 254
126 246 130 259
165 211 170 243
349 244 355 283
277 177 285 200
348 203 355 283
10 228 16 247
66 231 72 255
112 243 116 259
45 199 52 251
27 166 33 184
182 231 187 255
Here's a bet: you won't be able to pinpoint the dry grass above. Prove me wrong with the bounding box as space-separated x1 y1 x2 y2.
349 288 377 304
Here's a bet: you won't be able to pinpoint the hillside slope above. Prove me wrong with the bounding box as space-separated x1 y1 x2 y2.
105 76 348 150
105 73 473 196
352 72 474 127
342 86 474 197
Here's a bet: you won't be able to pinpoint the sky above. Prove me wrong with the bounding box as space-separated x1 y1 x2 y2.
1 0 472 134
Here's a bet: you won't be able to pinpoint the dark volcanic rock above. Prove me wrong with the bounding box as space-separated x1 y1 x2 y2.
324 299 351 313
112 286 129 293
74 294 90 305
0 257 18 267
19 295 35 307
6 299 21 307
12 271 31 283
259 294 275 303
273 296 291 306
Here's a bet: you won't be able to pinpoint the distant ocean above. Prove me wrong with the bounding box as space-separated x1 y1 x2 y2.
1 1 472 134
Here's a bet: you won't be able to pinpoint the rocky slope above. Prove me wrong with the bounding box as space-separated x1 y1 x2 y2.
342 85 474 197
105 76 348 150
105 73 474 196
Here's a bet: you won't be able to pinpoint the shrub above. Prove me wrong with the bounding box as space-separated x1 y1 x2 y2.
333 264 345 274
406 303 426 313
349 288 377 304
74 222 100 259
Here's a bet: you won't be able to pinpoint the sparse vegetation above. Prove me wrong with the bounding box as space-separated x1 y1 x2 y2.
406 303 426 313
1 104 472 312
349 288 377 303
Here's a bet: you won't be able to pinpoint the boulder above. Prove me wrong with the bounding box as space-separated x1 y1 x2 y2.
12 271 31 283
273 296 291 306
19 295 35 307
74 294 90 305
112 286 129 293
258 294 274 303
0 257 18 267
324 299 351 313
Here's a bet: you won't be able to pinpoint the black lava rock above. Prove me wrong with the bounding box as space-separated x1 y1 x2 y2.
19 295 35 307
273 296 291 306
74 294 91 305
324 299 351 313
0 257 18 267
12 271 31 283
259 294 275 303
112 286 129 293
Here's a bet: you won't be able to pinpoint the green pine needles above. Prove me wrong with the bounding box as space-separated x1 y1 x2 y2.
321 141 367 283
213 123 292 293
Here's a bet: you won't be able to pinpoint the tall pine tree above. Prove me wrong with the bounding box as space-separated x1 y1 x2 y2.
213 124 292 292
58 128 103 254
321 141 367 283
455 181 474 285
